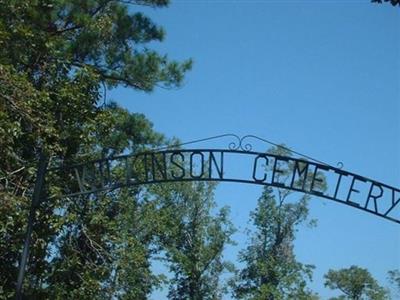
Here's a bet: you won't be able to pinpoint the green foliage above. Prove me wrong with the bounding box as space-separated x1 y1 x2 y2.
0 0 191 298
324 266 388 300
387 270 400 299
47 186 168 299
151 181 236 300
0 0 191 158
1 103 169 299
231 146 322 300
372 0 400 7
231 187 317 300
0 0 191 92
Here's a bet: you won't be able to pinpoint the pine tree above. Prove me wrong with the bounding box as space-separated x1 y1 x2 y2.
0 1 191 297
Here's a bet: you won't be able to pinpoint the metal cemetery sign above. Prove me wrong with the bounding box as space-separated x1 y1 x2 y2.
15 134 400 299
49 135 400 225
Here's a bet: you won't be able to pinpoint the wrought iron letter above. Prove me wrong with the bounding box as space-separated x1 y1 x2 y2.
271 157 289 187
346 176 367 206
151 152 167 181
208 151 224 179
384 189 400 216
310 164 329 196
365 183 384 213
333 170 347 199
252 154 268 183
170 152 185 179
290 160 309 190
190 151 204 179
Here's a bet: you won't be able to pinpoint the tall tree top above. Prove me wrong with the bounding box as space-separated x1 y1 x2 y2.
372 0 400 7
0 0 192 159
324 266 388 300
0 0 192 91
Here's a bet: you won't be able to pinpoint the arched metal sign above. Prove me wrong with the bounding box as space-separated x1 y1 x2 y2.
49 135 400 225
15 134 400 299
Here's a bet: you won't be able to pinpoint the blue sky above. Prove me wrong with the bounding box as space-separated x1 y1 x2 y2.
110 1 400 298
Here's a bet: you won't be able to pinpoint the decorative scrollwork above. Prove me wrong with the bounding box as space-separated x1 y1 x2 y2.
239 136 253 151
146 133 342 171
227 134 241 150
239 135 280 152
228 141 238 150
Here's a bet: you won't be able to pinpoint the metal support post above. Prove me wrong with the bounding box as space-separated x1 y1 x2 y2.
16 152 48 300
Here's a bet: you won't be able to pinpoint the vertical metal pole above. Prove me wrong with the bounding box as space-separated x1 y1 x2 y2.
16 152 48 300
